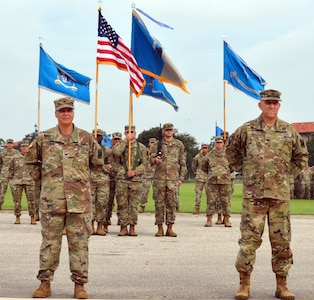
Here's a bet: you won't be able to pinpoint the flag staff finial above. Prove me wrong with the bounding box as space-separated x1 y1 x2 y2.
98 0 103 9
132 2 136 8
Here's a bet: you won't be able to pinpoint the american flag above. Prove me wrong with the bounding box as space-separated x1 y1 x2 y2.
97 10 145 97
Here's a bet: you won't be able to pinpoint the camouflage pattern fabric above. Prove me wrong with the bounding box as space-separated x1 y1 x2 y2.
139 157 155 209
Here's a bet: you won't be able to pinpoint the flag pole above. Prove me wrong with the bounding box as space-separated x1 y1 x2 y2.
223 81 227 141
94 61 99 138
128 90 133 170
37 87 41 134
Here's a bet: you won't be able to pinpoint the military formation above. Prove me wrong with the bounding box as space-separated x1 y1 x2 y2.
0 89 312 300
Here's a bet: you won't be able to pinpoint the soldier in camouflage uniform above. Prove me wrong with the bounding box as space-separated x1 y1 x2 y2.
9 140 36 225
150 123 187 237
138 137 157 213
25 97 104 299
0 138 20 210
112 125 148 236
203 136 232 227
226 89 308 300
299 165 311 199
191 143 209 214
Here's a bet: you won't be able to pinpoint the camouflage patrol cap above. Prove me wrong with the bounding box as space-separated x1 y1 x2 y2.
54 96 75 111
201 143 209 148
149 138 157 143
215 136 224 143
124 125 136 132
6 139 13 143
20 140 29 147
259 89 282 101
92 128 104 136
112 132 122 139
163 123 174 130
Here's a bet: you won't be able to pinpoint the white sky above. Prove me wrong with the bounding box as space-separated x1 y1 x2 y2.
1 0 314 145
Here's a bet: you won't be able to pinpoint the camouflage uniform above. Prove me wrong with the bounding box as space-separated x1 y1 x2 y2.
112 136 148 228
0 142 20 206
150 132 187 225
191 146 209 211
24 125 103 284
299 167 312 199
226 114 308 276
9 150 36 218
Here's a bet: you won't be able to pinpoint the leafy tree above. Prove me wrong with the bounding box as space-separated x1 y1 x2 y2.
306 133 314 166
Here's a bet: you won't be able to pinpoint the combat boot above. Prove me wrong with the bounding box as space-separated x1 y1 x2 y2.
14 216 21 224
118 226 128 236
129 225 138 236
62 227 67 235
96 223 106 236
215 213 222 224
204 216 212 227
275 275 295 300
139 206 145 213
35 212 40 221
103 224 108 233
74 283 88 299
193 208 200 214
31 216 37 225
91 221 96 235
166 224 177 237
235 272 250 300
224 215 232 227
155 224 164 237
33 280 51 298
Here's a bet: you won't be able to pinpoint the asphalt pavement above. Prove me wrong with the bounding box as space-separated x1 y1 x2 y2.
0 210 313 300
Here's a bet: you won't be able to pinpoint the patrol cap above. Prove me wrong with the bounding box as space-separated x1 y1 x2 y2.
20 140 29 147
54 96 75 111
163 123 174 130
124 125 136 132
6 139 13 143
92 128 104 136
259 89 282 101
112 132 122 139
149 138 157 143
215 136 224 143
201 143 209 148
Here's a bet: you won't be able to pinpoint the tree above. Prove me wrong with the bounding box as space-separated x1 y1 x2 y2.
306 133 314 166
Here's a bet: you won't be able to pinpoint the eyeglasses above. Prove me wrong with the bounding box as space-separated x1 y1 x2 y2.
57 108 74 113
164 129 173 131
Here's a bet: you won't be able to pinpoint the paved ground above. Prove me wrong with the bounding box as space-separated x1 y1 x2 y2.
0 211 313 300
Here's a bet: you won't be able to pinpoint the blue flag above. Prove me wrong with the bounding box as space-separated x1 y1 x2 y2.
142 74 178 111
38 45 91 103
223 40 266 100
101 134 112 147
131 10 188 93
215 125 223 137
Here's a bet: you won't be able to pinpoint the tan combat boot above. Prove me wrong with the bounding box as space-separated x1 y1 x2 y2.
129 225 138 236
193 208 200 214
14 216 21 224
204 216 212 227
235 272 250 300
215 213 222 224
118 226 128 236
155 224 164 237
166 224 177 237
103 224 108 233
224 215 232 227
31 216 37 225
91 221 96 235
139 206 145 213
35 212 40 221
74 283 88 299
96 223 106 236
62 227 67 235
33 280 51 298
275 275 295 300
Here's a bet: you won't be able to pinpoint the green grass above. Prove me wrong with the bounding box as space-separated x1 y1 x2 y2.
2 181 314 215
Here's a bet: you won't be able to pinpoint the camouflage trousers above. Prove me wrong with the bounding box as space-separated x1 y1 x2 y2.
107 179 116 224
116 179 142 226
194 180 206 209
139 177 153 208
0 177 9 205
236 198 292 276
10 183 35 217
153 179 178 225
205 183 231 216
91 181 110 224
37 212 92 284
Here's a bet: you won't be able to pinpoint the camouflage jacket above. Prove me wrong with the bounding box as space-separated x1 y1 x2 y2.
9 152 34 185
90 145 113 183
24 125 104 213
226 115 308 200
0 148 20 179
150 138 187 181
112 139 148 181
202 149 231 184
192 152 208 182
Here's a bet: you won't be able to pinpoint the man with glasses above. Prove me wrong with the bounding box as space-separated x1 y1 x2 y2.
150 123 187 237
226 89 308 300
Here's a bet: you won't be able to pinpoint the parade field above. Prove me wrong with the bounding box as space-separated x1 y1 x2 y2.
2 182 314 215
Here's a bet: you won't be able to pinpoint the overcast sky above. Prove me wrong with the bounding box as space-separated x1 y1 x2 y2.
1 0 314 145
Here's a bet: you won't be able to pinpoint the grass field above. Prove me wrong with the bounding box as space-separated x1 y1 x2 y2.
2 181 314 215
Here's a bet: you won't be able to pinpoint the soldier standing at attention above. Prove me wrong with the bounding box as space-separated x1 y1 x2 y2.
9 140 36 225
203 136 232 227
226 89 308 300
0 138 20 210
191 143 209 214
25 96 104 299
112 125 148 236
138 137 157 213
150 123 187 237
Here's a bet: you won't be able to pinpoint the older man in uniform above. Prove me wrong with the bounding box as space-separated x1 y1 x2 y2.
226 89 308 300
25 96 103 299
